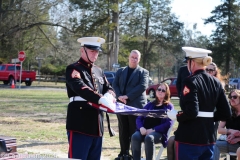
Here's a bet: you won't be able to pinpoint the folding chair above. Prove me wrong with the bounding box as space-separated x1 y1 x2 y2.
141 120 175 160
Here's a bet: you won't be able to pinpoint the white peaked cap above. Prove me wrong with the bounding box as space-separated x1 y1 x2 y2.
182 47 212 58
77 37 105 47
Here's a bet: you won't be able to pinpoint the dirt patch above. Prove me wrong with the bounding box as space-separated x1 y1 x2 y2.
0 120 22 125
34 119 52 123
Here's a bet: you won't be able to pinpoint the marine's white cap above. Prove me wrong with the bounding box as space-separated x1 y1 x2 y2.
77 37 105 51
182 47 212 59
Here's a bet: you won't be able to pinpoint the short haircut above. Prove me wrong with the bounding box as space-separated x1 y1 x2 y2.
131 50 141 59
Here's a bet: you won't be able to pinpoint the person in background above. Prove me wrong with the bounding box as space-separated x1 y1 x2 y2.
113 50 149 160
176 63 190 98
167 47 231 160
213 89 240 160
65 37 116 160
206 62 226 88
167 61 190 160
131 83 174 160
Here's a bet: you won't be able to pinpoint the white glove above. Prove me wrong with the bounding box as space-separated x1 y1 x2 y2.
140 127 147 135
104 92 116 103
98 96 116 112
167 109 178 120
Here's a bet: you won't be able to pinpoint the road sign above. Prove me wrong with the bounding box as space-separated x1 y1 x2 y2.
11 58 20 63
18 51 25 62
113 63 120 68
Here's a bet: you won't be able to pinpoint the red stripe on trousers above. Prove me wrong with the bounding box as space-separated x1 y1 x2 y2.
175 141 179 160
69 131 73 158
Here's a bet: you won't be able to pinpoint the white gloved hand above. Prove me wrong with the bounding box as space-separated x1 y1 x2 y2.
167 109 178 120
98 96 116 112
140 127 147 135
104 92 116 103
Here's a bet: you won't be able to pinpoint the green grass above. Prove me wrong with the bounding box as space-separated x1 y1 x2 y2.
0 89 68 156
0 90 67 111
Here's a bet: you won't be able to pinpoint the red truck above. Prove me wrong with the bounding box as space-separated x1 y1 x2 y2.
0 64 36 86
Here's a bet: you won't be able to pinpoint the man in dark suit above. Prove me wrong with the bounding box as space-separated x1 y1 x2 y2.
113 50 149 160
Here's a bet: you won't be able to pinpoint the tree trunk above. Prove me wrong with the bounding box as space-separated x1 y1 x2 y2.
112 0 119 70
226 0 231 74
106 0 110 71
110 30 115 70
142 0 150 69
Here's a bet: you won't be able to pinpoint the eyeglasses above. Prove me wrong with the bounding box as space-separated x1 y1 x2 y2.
228 95 238 100
157 88 166 92
206 68 215 72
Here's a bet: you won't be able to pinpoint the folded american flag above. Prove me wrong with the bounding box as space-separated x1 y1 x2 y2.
88 102 167 118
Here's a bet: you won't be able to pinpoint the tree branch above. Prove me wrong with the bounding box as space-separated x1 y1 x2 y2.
37 25 59 52
0 22 74 40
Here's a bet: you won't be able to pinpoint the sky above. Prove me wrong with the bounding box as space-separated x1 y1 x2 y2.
171 0 222 36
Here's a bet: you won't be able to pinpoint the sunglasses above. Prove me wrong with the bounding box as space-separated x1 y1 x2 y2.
228 95 238 100
157 88 166 92
206 68 215 72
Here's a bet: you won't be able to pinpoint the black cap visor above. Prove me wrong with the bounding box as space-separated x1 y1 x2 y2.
84 44 102 51
184 57 193 63
183 58 187 63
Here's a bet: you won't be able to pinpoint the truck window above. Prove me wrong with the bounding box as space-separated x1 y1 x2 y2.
0 65 6 71
163 79 171 85
7 66 20 71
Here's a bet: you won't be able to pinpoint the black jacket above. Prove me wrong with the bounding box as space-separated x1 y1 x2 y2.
176 65 190 97
175 69 231 145
65 58 114 136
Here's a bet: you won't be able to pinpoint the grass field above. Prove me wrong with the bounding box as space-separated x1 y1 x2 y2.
0 84 227 160
0 88 68 157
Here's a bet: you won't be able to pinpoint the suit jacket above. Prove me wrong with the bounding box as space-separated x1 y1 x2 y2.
113 65 149 109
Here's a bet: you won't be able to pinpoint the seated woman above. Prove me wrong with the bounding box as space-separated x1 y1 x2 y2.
131 83 174 160
213 89 240 160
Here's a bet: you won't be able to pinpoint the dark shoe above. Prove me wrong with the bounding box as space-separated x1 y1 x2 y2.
114 154 123 160
122 153 133 160
122 155 133 160
224 156 237 160
230 156 237 160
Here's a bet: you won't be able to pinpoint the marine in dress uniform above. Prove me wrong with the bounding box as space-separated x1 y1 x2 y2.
65 37 116 160
167 47 231 160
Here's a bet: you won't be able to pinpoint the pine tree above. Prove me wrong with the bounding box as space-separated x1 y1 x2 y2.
204 0 240 74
